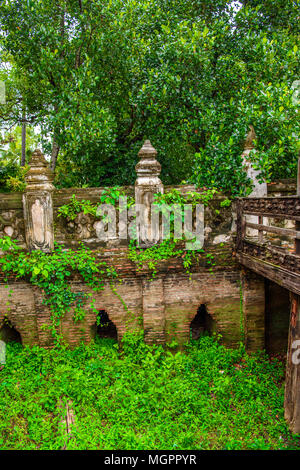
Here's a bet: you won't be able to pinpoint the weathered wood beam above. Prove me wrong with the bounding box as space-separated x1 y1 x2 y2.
59 398 76 450
285 293 300 433
242 211 300 222
246 222 300 239
258 215 263 243
236 252 300 296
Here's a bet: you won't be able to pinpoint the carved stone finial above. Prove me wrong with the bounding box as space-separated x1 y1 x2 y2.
29 149 48 167
25 149 54 191
138 140 157 157
135 140 161 178
135 140 164 247
244 125 256 151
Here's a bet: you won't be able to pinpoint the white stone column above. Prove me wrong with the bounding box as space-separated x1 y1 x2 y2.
135 140 164 246
22 149 55 252
242 126 267 238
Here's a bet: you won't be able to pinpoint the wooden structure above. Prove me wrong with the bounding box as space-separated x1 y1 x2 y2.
236 155 300 433
236 196 300 294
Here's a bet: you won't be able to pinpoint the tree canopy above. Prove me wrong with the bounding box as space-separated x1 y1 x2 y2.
0 0 299 194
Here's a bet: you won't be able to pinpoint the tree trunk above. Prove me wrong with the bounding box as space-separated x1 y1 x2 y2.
21 114 26 167
50 138 60 171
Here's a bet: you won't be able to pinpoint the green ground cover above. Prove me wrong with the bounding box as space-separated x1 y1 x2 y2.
0 333 299 450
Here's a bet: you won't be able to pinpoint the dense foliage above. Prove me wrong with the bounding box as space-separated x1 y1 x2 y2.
0 334 299 450
0 0 299 194
0 125 39 191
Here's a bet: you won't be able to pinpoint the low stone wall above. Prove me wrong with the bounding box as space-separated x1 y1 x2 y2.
0 180 295 251
0 185 236 250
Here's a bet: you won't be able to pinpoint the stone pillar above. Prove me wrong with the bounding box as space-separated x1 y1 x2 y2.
22 149 55 252
242 126 267 238
284 293 300 433
135 140 164 246
242 126 267 198
241 268 265 352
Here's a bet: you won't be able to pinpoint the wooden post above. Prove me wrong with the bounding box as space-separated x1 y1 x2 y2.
236 199 245 252
295 154 300 255
287 157 300 432
258 215 263 244
284 293 300 433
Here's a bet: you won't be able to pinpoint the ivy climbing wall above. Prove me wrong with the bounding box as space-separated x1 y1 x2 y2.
0 243 266 351
0 144 293 352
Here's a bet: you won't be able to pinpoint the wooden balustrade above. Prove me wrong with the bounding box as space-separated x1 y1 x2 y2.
236 196 300 295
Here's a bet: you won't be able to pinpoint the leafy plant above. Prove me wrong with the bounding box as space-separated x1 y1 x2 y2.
128 238 215 279
57 194 98 221
0 237 117 343
0 334 298 450
57 188 135 221
0 1 298 189
153 188 219 208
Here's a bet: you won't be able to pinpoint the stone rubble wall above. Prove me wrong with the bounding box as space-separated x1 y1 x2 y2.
0 179 294 251
0 185 235 250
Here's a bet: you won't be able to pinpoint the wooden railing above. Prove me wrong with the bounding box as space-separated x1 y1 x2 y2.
236 196 300 294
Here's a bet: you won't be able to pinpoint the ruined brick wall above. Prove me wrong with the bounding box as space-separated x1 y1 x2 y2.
0 199 269 352
0 244 266 351
2 179 290 352
0 178 246 350
2 145 291 351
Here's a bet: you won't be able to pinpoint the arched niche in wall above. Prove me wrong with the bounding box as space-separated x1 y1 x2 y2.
0 321 22 344
91 310 118 341
190 304 216 341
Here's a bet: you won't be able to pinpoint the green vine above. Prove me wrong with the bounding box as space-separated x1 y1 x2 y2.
0 187 222 344
128 239 183 278
128 238 215 279
126 188 219 278
0 237 117 344
57 187 135 221
153 188 219 207
58 194 98 220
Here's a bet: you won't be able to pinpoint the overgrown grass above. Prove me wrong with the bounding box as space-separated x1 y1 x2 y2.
0 333 299 450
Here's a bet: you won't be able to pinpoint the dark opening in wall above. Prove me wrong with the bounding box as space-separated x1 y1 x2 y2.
190 304 216 340
0 322 22 344
94 310 118 340
265 280 290 357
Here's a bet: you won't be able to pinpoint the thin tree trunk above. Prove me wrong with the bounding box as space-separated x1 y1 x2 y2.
50 138 60 171
21 111 26 166
49 4 64 172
